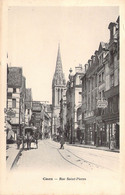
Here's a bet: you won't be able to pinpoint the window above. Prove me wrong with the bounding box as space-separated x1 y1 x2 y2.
95 75 97 87
92 78 94 89
99 74 101 83
13 88 16 93
102 72 104 82
109 98 113 113
84 78 87 90
88 80 90 92
61 89 63 99
110 50 114 65
91 93 93 109
12 99 16 108
79 76 82 84
58 88 60 104
79 92 82 103
88 96 90 110
110 74 114 87
99 92 101 100
102 90 105 99
28 109 30 114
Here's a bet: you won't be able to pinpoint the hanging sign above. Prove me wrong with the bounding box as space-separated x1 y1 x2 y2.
84 111 94 119
97 100 108 108
6 108 16 118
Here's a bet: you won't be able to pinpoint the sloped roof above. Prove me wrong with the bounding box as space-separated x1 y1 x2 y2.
98 42 108 54
8 67 22 88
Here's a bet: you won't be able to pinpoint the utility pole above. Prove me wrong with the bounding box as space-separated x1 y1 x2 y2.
19 96 21 136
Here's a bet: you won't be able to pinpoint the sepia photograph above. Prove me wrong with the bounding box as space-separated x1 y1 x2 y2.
0 0 125 194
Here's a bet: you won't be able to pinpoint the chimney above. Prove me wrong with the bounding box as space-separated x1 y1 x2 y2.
91 55 96 64
94 50 98 56
84 64 88 72
88 59 92 68
108 22 117 42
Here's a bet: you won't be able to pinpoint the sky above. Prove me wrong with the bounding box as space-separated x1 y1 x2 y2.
8 6 119 103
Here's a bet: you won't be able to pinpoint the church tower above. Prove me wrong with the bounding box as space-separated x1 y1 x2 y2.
52 44 66 135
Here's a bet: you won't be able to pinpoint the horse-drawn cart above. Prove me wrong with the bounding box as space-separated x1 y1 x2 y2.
23 126 39 149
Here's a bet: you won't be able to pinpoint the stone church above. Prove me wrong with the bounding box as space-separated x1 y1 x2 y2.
52 44 66 135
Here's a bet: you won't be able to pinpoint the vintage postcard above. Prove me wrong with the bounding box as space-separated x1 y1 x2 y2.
0 0 125 194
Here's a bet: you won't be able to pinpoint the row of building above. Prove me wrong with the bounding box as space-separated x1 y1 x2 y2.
52 17 119 149
5 65 52 141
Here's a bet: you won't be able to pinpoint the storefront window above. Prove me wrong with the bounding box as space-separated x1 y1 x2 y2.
112 123 115 136
109 124 112 138
106 124 109 143
95 75 97 87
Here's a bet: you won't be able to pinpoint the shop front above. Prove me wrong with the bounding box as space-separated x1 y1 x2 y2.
84 111 96 145
105 121 119 149
96 116 107 147
102 113 119 149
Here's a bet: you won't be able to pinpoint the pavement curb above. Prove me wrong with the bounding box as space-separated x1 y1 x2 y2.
66 143 120 153
10 147 24 170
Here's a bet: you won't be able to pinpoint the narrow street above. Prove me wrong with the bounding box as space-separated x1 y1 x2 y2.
5 139 120 195
14 139 119 175
2 6 122 195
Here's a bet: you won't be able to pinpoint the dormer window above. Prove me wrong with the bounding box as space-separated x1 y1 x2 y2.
108 22 117 42
13 88 16 93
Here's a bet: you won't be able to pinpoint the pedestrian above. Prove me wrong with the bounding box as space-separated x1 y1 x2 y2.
60 135 65 149
33 130 39 149
80 135 82 144
110 135 115 150
17 135 21 149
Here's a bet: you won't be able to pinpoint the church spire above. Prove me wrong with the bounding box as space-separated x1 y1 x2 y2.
52 44 66 86
55 43 63 74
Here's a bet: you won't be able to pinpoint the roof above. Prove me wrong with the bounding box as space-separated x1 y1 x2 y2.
98 42 109 54
8 67 22 88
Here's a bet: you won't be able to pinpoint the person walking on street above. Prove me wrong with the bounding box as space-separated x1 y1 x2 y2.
17 135 21 149
60 135 65 149
33 130 39 149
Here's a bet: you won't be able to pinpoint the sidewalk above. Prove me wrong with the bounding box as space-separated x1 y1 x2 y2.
66 142 120 153
6 143 23 170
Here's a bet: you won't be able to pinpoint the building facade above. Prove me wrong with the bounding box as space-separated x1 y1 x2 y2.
25 88 32 126
7 67 23 140
81 52 99 145
102 17 119 149
31 101 42 136
66 65 84 143
81 17 119 149
52 44 66 135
